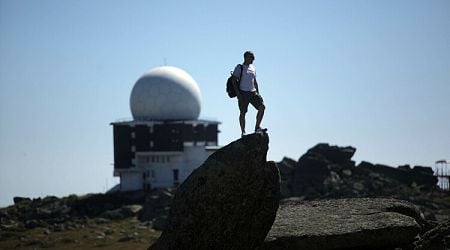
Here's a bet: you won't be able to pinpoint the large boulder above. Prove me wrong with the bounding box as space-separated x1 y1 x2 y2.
306 143 356 164
150 132 280 250
291 143 356 197
264 198 424 250
277 157 297 198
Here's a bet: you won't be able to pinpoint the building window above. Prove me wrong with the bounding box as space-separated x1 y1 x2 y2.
148 155 171 164
173 169 179 181
173 169 180 186
131 146 136 152
150 141 154 147
149 126 153 133
131 132 135 139
151 170 156 178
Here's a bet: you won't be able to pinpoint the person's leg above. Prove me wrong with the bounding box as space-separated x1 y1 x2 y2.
239 111 246 135
250 92 265 131
255 104 265 130
238 92 250 136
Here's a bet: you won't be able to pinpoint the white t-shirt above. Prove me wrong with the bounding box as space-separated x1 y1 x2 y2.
233 64 257 92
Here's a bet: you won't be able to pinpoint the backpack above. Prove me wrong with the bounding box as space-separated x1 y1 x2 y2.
226 64 243 98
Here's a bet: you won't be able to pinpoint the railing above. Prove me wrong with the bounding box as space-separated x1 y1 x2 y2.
435 160 450 191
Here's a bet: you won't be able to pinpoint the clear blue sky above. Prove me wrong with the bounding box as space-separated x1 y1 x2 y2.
1 0 449 207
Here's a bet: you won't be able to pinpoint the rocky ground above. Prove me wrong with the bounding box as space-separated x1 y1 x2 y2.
0 190 171 249
0 215 160 249
1 135 449 249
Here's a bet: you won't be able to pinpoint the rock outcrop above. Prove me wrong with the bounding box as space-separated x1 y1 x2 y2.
264 198 424 250
280 143 438 199
150 132 280 250
358 161 438 190
290 143 357 198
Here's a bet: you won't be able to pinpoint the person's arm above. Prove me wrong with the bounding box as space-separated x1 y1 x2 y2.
232 65 243 99
233 77 242 99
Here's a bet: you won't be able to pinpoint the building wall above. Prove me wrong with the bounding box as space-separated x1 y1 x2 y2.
120 172 143 191
112 120 219 191
113 125 133 169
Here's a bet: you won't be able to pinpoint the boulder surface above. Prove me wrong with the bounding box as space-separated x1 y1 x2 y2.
264 198 423 250
150 132 280 250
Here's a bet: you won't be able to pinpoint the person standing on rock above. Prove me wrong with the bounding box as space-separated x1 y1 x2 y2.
232 51 266 137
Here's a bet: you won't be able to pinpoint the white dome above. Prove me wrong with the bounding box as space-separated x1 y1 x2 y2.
130 66 202 121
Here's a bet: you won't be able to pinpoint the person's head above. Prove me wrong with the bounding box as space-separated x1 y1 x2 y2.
243 51 255 64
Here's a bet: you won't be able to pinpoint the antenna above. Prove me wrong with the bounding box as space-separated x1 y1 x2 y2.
164 57 167 66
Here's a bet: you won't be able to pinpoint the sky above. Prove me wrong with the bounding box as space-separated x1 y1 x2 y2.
1 0 449 207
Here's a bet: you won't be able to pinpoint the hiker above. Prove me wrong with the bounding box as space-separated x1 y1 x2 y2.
232 51 266 137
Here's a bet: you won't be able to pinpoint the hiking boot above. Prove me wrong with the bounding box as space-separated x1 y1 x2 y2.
255 127 267 133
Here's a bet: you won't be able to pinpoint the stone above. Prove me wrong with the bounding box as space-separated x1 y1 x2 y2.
151 215 168 231
121 205 143 216
13 197 31 205
94 218 111 224
308 143 356 164
96 232 106 239
119 233 136 242
139 189 174 222
99 205 142 220
104 227 114 235
53 223 65 232
150 132 280 250
0 209 9 219
24 219 41 229
277 157 296 177
264 198 422 250
100 209 125 220
414 219 450 250
342 169 352 176
353 182 365 191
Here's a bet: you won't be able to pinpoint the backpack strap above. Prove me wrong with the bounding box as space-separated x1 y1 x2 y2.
238 64 244 83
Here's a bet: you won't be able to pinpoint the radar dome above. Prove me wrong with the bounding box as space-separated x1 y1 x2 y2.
130 66 202 121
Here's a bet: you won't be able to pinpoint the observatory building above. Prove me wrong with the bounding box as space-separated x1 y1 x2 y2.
111 66 220 191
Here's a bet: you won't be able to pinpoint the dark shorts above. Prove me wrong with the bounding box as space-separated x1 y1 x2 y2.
238 91 264 113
